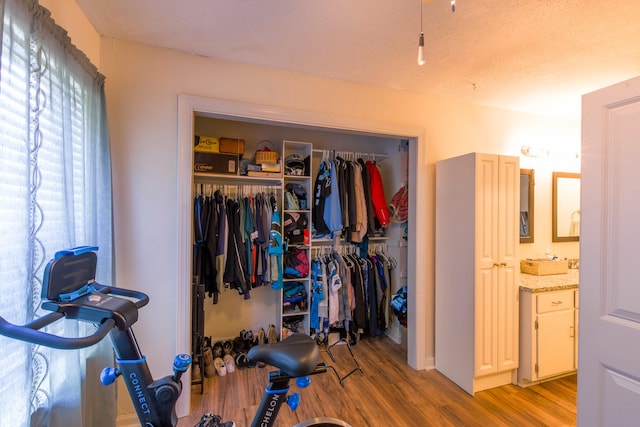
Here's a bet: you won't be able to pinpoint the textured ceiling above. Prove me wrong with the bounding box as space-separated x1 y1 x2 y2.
74 0 640 120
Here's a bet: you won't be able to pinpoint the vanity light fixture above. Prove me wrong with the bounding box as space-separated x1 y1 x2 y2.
521 145 550 158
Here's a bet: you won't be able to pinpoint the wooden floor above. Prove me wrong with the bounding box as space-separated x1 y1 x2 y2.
178 336 577 427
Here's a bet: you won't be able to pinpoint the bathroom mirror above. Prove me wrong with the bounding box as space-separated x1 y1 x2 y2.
520 169 534 243
552 171 580 242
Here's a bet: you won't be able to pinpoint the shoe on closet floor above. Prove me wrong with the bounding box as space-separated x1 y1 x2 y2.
191 360 202 382
235 353 249 370
233 335 245 354
212 341 224 358
222 340 233 355
267 324 277 344
203 347 216 378
242 329 255 349
256 327 265 345
223 354 235 374
214 357 227 376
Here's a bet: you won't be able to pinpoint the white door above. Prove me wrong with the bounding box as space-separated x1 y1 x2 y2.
579 75 640 426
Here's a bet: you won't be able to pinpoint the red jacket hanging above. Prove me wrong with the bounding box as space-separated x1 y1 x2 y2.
365 160 390 228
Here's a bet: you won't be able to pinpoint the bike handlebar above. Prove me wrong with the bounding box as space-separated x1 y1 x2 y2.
0 315 116 350
94 284 150 309
0 284 149 350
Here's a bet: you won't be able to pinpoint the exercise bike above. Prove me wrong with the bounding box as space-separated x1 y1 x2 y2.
0 246 351 427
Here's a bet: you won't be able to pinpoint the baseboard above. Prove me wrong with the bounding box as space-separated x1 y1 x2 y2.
424 355 435 370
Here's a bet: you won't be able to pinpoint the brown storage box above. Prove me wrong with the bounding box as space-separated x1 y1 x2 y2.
219 137 245 155
520 259 568 275
194 152 238 175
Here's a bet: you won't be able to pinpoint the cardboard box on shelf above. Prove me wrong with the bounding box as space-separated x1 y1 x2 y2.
194 135 219 153
194 152 238 175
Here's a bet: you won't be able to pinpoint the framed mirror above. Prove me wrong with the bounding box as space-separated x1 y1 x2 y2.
552 171 580 242
520 169 534 243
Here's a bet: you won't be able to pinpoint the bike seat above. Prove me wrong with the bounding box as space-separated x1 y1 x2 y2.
247 333 319 377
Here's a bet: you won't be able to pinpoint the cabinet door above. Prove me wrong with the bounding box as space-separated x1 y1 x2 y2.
474 154 519 377
497 155 519 372
475 154 500 377
537 310 575 378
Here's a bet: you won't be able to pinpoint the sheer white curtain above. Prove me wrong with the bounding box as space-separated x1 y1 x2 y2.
0 0 115 426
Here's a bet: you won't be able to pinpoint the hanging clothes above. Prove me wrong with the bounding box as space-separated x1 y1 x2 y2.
366 160 391 228
313 160 331 237
310 258 325 331
268 207 284 290
192 186 281 303
351 161 368 242
223 198 251 299
193 192 219 302
215 190 227 293
324 159 343 237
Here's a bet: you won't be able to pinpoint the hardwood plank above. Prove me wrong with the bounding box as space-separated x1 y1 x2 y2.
178 336 576 426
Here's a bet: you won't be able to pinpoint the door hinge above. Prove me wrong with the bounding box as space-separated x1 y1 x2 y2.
535 364 538 374
534 320 538 329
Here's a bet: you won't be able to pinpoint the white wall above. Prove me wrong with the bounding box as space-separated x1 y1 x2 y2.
39 0 100 68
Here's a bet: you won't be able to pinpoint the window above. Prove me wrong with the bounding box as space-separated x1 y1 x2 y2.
0 1 114 426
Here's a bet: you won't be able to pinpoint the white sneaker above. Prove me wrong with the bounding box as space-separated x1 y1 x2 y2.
214 357 226 376
223 354 235 374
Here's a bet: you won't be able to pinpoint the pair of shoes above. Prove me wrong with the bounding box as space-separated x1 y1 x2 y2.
214 357 226 376
203 347 216 378
267 324 278 344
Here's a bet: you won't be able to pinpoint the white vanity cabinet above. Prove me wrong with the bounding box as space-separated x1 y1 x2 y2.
435 152 520 395
518 287 579 386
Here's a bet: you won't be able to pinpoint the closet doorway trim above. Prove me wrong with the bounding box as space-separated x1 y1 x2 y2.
176 95 427 414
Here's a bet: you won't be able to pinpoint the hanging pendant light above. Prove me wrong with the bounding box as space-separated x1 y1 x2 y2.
417 1 426 65
417 0 456 65
417 32 426 66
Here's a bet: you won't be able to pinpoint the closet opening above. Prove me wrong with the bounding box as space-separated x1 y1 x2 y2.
176 95 427 417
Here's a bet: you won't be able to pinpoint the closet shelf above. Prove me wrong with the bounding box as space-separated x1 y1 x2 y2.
283 209 311 214
284 174 310 180
194 172 282 185
282 310 309 317
312 236 389 244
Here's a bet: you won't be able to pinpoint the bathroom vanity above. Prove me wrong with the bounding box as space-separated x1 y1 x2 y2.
518 270 579 386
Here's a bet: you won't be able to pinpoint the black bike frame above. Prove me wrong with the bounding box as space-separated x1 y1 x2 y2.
110 327 182 427
251 364 328 427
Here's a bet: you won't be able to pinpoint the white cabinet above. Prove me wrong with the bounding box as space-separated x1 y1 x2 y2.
518 288 578 386
435 152 520 395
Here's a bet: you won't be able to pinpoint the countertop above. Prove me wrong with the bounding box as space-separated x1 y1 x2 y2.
519 269 579 293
